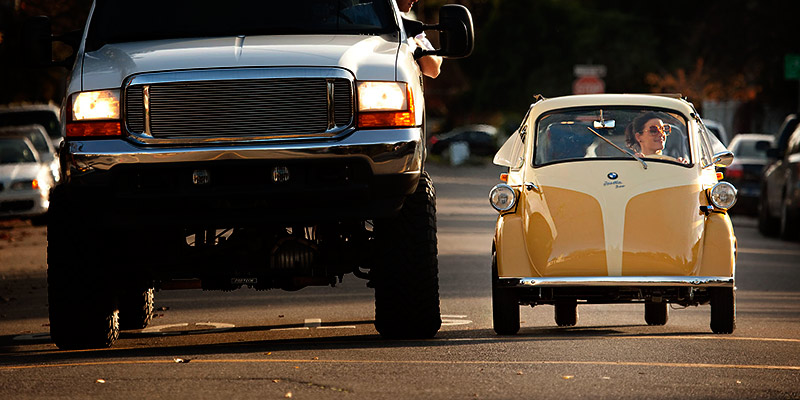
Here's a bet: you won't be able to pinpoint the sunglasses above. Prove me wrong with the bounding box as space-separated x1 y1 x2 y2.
642 125 671 136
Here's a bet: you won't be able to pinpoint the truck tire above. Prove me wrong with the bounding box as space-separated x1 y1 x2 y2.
492 253 520 335
710 287 735 334
47 194 119 349
554 300 578 327
644 302 669 325
373 172 441 339
119 287 154 330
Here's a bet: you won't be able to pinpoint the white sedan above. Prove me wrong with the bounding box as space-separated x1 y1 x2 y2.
0 137 53 223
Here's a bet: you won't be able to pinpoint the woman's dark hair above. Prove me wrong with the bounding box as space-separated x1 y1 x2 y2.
625 112 662 151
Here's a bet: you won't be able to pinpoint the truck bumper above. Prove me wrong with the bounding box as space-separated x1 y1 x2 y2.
57 128 424 225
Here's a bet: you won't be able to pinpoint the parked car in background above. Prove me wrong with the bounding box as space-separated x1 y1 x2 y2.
0 137 53 223
429 124 498 157
723 133 774 214
704 119 730 147
490 94 737 335
0 125 60 183
759 122 800 240
0 104 62 147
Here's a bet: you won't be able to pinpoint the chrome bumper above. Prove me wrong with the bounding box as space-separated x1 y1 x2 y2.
63 127 423 177
502 276 734 288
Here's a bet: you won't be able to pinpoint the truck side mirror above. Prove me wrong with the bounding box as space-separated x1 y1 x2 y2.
22 16 53 67
436 4 474 59
402 4 474 60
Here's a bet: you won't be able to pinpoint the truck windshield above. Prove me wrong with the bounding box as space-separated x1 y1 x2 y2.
534 108 692 167
86 0 397 51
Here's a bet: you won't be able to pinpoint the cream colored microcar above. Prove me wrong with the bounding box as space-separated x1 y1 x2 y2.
489 94 737 334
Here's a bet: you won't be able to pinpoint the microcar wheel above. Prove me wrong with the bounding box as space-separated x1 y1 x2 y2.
119 287 155 330
554 300 578 327
373 172 441 339
644 302 668 326
47 195 119 349
710 287 735 334
491 254 519 335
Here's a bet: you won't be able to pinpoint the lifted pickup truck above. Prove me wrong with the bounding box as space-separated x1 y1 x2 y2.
25 0 473 349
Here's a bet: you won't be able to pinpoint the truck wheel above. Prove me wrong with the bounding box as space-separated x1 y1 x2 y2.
492 253 519 335
554 300 578 327
710 287 735 334
644 302 668 325
373 172 441 339
757 193 779 237
119 287 154 330
47 193 119 349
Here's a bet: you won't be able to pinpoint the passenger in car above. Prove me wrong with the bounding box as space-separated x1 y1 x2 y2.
625 112 688 163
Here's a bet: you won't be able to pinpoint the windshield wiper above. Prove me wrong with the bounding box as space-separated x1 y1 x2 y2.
587 127 647 169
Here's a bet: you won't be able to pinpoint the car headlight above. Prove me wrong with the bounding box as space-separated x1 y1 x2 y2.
66 89 122 138
357 81 415 128
708 182 737 210
489 184 517 212
10 180 37 190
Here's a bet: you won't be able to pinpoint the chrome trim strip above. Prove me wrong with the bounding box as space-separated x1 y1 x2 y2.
65 127 423 176
127 67 354 86
327 79 336 130
142 85 152 138
503 276 734 288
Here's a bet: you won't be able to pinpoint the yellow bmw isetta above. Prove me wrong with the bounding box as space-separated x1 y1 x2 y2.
489 94 738 335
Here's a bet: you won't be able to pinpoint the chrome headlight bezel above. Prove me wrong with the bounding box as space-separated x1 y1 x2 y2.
709 181 737 210
489 184 517 212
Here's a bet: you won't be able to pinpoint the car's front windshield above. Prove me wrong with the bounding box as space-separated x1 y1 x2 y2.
534 107 691 167
86 0 397 51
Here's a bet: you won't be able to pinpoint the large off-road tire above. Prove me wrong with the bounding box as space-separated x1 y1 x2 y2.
757 192 779 237
492 253 519 335
554 299 578 327
47 191 120 349
710 287 736 334
644 302 669 326
119 287 154 330
372 172 441 339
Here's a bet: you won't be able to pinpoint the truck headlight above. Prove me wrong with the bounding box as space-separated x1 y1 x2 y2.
66 89 122 138
489 184 517 212
72 90 120 121
708 182 737 210
357 81 415 128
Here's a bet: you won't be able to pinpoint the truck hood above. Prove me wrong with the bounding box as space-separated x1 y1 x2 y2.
81 35 400 90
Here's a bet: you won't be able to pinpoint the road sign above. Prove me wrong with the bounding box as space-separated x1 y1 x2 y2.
574 64 607 78
573 76 605 94
786 54 800 80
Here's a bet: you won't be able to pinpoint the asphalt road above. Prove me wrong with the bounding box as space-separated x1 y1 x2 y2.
1 162 799 399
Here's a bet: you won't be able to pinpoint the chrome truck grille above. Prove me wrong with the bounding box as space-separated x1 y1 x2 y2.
124 69 354 141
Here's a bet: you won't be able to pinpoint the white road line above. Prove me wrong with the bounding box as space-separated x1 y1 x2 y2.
304 318 322 328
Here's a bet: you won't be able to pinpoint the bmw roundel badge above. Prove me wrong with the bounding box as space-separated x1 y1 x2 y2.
607 172 618 180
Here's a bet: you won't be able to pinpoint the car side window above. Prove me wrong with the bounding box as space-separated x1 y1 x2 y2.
696 120 714 167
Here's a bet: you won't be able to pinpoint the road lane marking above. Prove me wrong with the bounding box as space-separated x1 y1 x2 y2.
738 247 800 256
140 322 235 335
441 315 473 326
1 358 798 372
304 318 322 328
